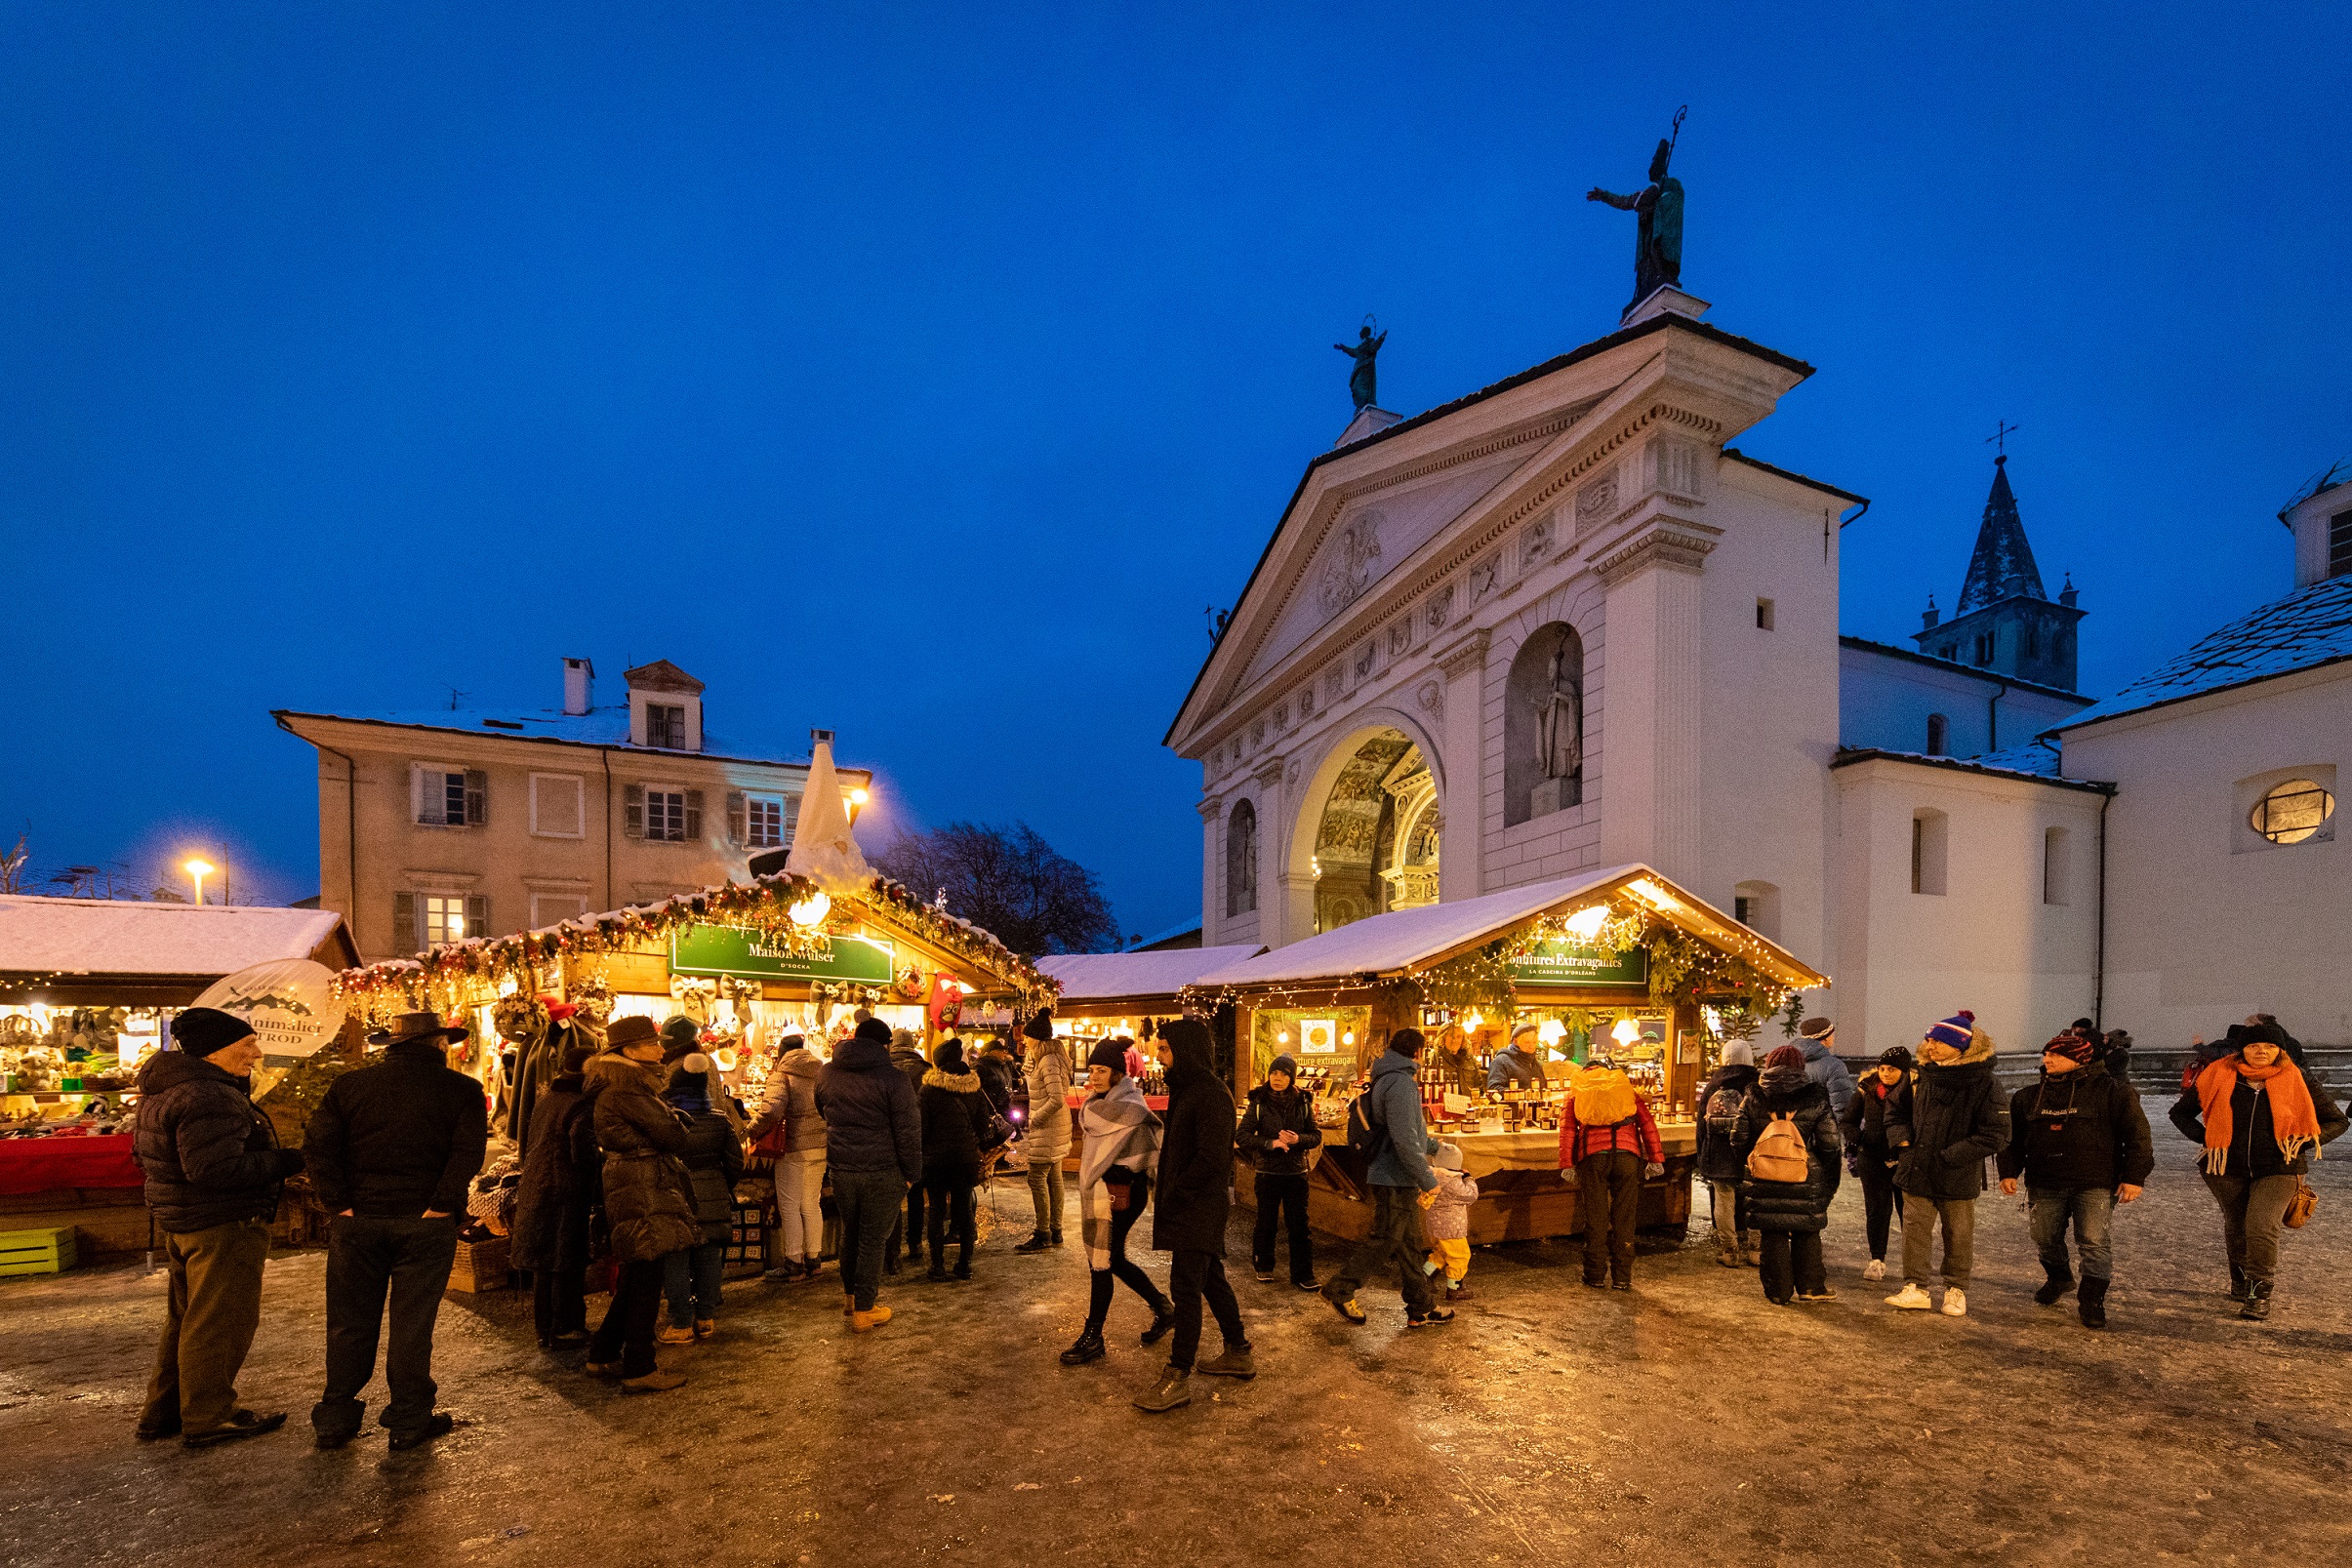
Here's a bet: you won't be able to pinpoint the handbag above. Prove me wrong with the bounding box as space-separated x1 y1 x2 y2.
753 1119 791 1158
2284 1176 2317 1229
1104 1167 1138 1213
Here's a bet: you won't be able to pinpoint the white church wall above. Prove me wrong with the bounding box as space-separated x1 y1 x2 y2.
1830 756 2103 1061
1696 462 1843 972
2062 662 2352 1047
1840 643 2088 759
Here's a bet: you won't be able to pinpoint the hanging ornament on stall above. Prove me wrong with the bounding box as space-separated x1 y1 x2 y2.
195 959 348 1060
927 974 963 1031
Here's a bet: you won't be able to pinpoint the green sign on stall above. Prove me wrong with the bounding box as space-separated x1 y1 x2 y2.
669 924 895 985
1510 939 1649 988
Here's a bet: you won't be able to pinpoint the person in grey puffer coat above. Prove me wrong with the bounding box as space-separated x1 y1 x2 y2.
749 1032 828 1282
1015 1012 1074 1253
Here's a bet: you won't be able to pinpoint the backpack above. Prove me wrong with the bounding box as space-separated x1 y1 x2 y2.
1346 1084 1391 1165
1746 1112 1811 1184
1705 1084 1748 1137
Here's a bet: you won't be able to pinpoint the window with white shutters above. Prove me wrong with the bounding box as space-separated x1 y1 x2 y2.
644 789 686 842
745 793 785 849
414 765 486 826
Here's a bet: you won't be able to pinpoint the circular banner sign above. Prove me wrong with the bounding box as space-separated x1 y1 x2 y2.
192 959 347 1059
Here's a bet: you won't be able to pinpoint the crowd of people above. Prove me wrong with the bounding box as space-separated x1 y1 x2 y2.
125 994 2344 1447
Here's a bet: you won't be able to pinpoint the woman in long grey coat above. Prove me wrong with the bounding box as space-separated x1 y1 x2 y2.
583 1018 701 1392
1016 1012 1074 1253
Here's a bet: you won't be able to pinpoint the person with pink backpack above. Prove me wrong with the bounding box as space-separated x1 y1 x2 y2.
1732 1043 1844 1306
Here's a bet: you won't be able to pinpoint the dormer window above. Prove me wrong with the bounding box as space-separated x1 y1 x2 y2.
646 704 687 750
2332 509 2352 579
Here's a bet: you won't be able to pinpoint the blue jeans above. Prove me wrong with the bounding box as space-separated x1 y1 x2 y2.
2028 1186 2115 1282
662 1241 725 1326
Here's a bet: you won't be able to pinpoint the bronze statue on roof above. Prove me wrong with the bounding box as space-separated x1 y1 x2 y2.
1588 106 1687 309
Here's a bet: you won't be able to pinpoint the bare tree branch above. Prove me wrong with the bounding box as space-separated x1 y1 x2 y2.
874 821 1118 957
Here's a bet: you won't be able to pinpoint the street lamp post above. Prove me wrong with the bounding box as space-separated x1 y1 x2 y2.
184 859 216 907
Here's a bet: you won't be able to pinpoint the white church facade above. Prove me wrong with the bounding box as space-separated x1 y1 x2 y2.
1166 296 2351 1057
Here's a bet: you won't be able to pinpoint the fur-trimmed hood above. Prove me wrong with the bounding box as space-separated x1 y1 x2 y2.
922 1067 982 1094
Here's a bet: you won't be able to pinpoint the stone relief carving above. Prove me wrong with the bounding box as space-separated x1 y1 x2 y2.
1354 641 1375 679
1388 622 1410 658
1575 471 1619 533
1250 718 1266 746
1416 678 1443 718
1654 438 1701 500
1286 757 1304 787
1273 701 1289 731
1521 513 1555 569
1469 555 1499 604
1298 686 1315 717
1324 667 1343 703
1316 509 1385 620
1425 583 1455 632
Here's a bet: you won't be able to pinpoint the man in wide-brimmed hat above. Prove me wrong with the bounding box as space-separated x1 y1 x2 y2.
304 1012 488 1451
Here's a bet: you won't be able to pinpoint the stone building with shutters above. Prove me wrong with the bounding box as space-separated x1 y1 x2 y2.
275 658 871 962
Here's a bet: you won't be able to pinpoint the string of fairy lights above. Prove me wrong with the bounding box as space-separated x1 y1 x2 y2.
334 869 1059 1022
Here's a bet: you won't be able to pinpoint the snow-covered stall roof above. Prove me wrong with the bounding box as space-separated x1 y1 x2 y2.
1035 945 1266 1005
0 896 356 980
1186 864 1828 992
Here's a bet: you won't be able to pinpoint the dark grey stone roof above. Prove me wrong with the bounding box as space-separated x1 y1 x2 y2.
2048 574 2352 732
1957 457 2048 614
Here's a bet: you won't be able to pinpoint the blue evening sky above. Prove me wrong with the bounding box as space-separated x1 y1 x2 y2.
3 4 2345 936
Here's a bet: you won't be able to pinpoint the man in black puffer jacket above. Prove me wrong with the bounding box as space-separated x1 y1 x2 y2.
1998 1032 2153 1330
132 1007 305 1448
1136 1019 1251 1414
1236 1053 1323 1288
304 1011 488 1450
817 1017 922 1328
1885 1012 2008 1319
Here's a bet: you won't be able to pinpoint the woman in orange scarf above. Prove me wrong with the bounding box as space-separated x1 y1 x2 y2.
2168 1025 2346 1320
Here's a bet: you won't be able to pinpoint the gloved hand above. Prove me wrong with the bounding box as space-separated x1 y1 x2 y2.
1642 1161 1664 1180
1845 1149 1861 1178
1560 1167 1579 1187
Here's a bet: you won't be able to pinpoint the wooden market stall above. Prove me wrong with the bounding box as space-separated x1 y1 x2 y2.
1031 945 1264 1152
1183 864 1829 1247
0 896 361 1259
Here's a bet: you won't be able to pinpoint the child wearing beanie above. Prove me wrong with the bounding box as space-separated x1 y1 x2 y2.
1422 1144 1480 1302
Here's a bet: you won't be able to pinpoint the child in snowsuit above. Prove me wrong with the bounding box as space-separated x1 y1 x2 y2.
1422 1143 1480 1303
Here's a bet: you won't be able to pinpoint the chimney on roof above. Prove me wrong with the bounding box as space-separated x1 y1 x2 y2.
563 658 594 716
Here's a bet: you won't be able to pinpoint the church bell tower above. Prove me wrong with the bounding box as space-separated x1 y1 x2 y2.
1913 455 2086 693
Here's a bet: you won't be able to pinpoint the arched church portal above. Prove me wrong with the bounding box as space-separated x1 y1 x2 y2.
1309 728 1440 934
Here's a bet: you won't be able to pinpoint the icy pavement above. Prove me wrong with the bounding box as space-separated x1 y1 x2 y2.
4 1138 2348 1567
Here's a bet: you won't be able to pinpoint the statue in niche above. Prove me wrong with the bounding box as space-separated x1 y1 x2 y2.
1587 106 1687 308
1333 318 1387 410
1536 643 1583 783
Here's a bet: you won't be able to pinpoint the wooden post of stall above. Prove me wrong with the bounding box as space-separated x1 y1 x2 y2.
1669 998 1702 1115
1233 1002 1257 1097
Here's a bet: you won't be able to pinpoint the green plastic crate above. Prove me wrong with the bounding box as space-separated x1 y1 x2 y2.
0 1226 76 1277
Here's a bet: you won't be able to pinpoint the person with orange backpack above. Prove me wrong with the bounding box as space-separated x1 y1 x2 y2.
1733 1043 1844 1305
1557 1050 1664 1290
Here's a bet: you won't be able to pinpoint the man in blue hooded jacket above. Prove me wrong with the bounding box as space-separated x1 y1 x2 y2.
1796 1017 1857 1120
1320 1029 1451 1327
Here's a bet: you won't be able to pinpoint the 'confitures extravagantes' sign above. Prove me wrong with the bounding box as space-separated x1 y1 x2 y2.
1509 939 1648 988
669 924 895 985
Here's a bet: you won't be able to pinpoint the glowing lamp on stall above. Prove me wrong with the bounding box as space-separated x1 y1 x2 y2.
1538 1019 1566 1046
1277 1030 1290 1044
1562 905 1608 944
844 786 870 824
789 891 831 928
1464 1011 1482 1031
1342 1030 1356 1047
711 1047 740 1073
183 859 216 907
1610 1017 1642 1047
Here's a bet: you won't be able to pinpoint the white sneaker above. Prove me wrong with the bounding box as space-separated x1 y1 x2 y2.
1862 1259 1886 1282
1939 1287 1967 1318
1885 1282 1933 1310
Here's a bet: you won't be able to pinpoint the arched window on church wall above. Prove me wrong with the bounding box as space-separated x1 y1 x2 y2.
1505 623 1585 828
1926 713 1950 756
1226 798 1257 917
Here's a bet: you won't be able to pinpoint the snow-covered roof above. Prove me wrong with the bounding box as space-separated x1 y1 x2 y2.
1035 945 1266 1003
2049 576 2352 733
0 896 353 978
275 704 870 775
1831 743 2106 791
1186 864 1828 991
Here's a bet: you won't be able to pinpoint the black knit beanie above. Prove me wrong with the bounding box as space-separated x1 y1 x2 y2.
1086 1038 1127 1075
1024 1009 1054 1042
174 1007 256 1059
934 1037 967 1072
854 1017 893 1046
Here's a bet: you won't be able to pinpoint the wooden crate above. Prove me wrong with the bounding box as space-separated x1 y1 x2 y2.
0 1225 77 1277
446 1234 510 1293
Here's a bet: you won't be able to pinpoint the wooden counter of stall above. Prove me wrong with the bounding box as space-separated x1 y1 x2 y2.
1182 864 1829 1247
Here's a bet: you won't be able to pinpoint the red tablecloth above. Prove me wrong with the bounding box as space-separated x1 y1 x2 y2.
0 1133 142 1196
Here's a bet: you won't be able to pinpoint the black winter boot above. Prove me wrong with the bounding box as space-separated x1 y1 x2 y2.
2228 1265 2249 1302
1014 1231 1051 1254
952 1249 972 1281
1059 1326 1107 1365
2035 1264 2076 1307
1139 1300 1177 1347
2240 1279 2273 1321
2077 1275 2109 1329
